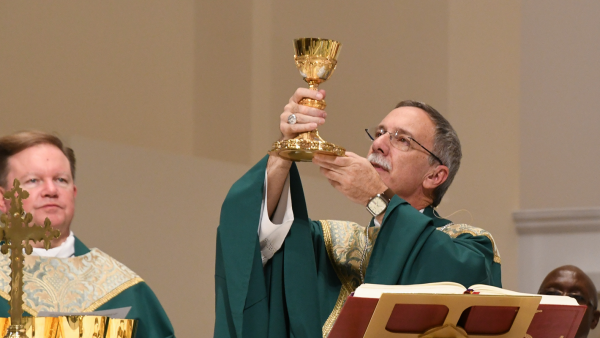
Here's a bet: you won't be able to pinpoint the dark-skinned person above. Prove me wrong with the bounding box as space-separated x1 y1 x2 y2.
539 265 600 338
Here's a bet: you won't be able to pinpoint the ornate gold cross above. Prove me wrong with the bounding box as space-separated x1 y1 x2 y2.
0 179 60 337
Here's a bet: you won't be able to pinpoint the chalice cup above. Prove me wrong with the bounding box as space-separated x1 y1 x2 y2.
269 38 345 162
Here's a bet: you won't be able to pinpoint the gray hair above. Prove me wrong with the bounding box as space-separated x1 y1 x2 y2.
395 100 462 207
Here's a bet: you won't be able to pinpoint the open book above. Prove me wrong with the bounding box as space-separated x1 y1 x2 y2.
329 282 586 338
354 282 579 306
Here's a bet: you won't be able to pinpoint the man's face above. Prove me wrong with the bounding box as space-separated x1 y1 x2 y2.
367 106 438 202
0 144 77 238
539 268 600 338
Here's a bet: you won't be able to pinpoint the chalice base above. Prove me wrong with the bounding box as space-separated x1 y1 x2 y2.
4 325 26 338
269 130 345 162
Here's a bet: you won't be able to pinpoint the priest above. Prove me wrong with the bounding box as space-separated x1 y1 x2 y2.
0 131 174 338
215 88 502 337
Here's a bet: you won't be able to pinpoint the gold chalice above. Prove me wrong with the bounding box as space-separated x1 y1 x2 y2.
269 38 345 161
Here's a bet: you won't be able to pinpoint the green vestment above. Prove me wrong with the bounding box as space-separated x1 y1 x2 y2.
215 156 501 338
0 237 175 338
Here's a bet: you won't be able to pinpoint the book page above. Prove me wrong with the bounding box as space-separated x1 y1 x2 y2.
354 282 578 306
353 282 466 298
470 284 578 305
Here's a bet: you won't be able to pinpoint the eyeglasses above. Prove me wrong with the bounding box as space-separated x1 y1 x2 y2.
540 289 596 308
365 127 444 166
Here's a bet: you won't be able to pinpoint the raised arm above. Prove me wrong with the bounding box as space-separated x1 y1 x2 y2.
266 88 327 219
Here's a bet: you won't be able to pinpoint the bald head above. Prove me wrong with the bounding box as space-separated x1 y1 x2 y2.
538 265 600 338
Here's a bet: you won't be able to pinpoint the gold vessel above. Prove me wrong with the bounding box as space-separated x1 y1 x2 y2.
269 37 345 162
0 317 137 338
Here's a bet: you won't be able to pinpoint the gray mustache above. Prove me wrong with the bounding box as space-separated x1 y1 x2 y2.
367 153 391 171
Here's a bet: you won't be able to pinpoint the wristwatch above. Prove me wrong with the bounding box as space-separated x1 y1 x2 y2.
366 188 395 217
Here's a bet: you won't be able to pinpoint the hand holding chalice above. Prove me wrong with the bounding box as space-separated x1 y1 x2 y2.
269 38 345 162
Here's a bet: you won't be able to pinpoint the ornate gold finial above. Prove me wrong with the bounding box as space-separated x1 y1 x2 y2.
0 179 60 338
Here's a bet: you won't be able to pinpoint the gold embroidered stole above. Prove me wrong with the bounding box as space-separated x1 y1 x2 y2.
0 248 143 316
435 223 501 264
320 221 501 337
320 220 380 338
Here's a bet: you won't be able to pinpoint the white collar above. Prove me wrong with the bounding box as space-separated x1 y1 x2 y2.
31 231 75 258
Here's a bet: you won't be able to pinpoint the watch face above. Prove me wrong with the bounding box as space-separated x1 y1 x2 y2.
368 196 387 216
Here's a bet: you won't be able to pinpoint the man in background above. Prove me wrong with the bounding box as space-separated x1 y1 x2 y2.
0 130 175 338
539 265 600 338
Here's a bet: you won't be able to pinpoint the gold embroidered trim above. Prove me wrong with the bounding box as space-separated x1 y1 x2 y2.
436 223 502 264
320 220 379 338
322 285 352 338
83 277 144 312
321 220 354 288
321 220 348 337
0 289 38 316
0 248 143 313
0 277 144 315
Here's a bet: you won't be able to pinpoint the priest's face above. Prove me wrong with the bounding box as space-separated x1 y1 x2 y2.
367 106 440 207
538 266 600 338
0 144 77 246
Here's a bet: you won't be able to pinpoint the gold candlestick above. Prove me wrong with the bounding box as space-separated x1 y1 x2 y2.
269 37 345 162
0 179 60 338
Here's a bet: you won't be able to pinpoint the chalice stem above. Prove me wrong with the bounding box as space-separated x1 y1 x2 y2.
298 81 326 109
298 130 324 142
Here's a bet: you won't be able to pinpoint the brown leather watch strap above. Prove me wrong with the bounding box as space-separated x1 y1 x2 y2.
381 188 395 202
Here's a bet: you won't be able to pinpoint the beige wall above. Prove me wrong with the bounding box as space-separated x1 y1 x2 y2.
0 1 196 155
4 1 599 336
518 3 600 336
443 1 521 290
520 0 600 209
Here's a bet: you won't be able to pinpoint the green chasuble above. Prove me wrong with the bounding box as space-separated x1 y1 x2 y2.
0 237 175 338
215 156 502 338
